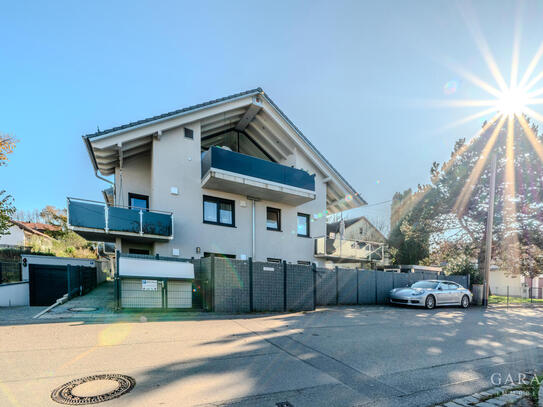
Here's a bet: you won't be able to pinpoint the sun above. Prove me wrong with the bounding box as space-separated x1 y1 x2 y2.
496 86 530 116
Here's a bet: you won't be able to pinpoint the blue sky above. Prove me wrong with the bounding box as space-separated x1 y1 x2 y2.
2 0 543 228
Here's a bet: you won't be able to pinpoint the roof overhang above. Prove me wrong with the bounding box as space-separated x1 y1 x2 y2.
83 88 365 213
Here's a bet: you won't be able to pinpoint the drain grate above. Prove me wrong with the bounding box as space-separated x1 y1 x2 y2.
276 402 294 407
51 374 135 405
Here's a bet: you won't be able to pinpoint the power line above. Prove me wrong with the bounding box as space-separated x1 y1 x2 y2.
359 199 392 209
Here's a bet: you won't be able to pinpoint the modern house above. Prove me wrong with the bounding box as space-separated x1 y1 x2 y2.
67 88 366 266
315 216 388 268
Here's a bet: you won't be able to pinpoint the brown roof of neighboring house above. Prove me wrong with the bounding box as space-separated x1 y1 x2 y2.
17 222 61 232
10 220 57 240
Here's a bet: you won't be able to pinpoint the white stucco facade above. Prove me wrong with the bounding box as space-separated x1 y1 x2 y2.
78 89 366 265
0 225 26 246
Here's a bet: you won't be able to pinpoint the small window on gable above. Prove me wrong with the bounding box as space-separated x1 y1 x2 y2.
184 128 194 139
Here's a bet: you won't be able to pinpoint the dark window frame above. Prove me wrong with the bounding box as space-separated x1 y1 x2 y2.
128 193 149 211
266 207 282 231
184 127 194 139
128 248 150 255
297 213 310 237
297 260 311 266
267 257 282 264
203 195 235 227
203 252 236 259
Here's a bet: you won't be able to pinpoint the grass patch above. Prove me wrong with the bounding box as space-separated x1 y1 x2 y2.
489 295 543 304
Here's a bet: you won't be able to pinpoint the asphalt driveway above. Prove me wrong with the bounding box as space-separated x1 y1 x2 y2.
1 305 543 406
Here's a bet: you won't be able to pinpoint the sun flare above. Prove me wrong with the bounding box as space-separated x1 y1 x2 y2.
496 86 530 116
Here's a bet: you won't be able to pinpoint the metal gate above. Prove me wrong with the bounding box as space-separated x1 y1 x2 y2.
29 265 67 306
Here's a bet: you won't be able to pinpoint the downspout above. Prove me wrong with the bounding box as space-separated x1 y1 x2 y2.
83 136 114 185
247 196 260 259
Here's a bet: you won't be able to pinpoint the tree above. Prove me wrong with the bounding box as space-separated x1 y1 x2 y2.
389 116 543 277
0 134 17 235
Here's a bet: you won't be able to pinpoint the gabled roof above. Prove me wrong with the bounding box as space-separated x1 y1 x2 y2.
86 88 262 139
10 220 56 240
327 216 386 241
83 88 366 211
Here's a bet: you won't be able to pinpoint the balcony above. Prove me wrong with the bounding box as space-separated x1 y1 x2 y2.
67 198 173 242
201 146 316 205
314 236 387 263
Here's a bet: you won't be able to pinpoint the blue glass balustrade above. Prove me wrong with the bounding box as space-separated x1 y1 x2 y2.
201 146 315 191
68 199 172 238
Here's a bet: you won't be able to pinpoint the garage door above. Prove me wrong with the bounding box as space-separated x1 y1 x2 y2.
29 265 67 306
167 281 192 308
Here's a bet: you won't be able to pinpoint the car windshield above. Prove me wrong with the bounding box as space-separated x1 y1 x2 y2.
411 281 439 289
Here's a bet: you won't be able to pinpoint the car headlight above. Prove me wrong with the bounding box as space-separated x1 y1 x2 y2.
412 290 425 296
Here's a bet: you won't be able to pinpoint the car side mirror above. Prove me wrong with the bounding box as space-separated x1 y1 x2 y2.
438 286 442 290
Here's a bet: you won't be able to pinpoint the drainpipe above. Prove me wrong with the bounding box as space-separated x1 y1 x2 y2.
247 196 260 259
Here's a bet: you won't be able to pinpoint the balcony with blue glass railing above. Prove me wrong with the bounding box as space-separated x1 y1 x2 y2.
201 146 316 205
67 197 173 242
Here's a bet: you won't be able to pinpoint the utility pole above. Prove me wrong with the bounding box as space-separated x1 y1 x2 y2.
483 153 497 307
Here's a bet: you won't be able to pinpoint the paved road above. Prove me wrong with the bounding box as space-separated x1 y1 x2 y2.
1 305 543 407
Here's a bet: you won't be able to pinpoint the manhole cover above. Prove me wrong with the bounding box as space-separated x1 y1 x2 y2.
276 402 294 407
69 307 98 312
51 374 135 405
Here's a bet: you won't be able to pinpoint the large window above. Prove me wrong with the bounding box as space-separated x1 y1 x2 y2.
266 207 281 231
203 195 235 227
128 193 149 211
297 213 310 237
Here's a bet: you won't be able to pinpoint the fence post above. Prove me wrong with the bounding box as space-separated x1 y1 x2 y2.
467 272 471 290
67 265 72 299
283 260 287 312
312 263 317 310
356 268 359 305
115 250 120 311
249 257 253 312
335 266 339 305
374 270 378 305
210 254 215 312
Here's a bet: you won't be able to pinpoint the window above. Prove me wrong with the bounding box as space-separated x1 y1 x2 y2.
203 195 235 227
297 213 310 237
266 207 281 231
267 258 282 263
128 193 149 211
128 248 150 255
203 252 236 259
297 260 311 266
184 127 194 139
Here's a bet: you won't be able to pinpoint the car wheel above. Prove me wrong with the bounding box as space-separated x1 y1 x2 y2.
425 295 435 309
460 295 470 309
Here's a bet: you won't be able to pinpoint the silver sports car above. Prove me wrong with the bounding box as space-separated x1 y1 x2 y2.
389 280 472 309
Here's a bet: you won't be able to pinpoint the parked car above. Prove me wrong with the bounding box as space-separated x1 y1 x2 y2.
389 280 472 309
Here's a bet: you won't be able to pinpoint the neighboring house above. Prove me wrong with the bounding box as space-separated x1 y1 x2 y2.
67 88 366 265
489 267 543 298
0 220 58 248
326 216 386 242
315 216 389 268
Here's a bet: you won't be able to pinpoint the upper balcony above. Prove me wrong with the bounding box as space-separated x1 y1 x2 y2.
201 146 316 205
314 236 387 264
67 197 173 243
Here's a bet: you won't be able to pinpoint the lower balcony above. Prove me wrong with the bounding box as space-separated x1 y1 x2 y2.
314 236 387 263
201 146 316 206
67 197 173 243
